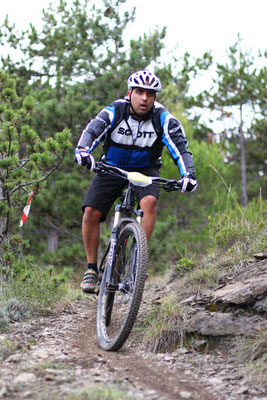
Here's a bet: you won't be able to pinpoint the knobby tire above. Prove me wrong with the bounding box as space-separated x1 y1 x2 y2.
97 222 148 351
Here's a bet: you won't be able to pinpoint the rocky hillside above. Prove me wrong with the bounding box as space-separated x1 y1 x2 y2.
184 255 267 336
136 252 267 399
0 254 266 400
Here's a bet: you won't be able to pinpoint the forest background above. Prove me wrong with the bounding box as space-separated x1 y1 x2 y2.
0 0 266 315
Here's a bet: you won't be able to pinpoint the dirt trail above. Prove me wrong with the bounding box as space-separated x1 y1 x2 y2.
0 294 224 400
70 301 220 400
1 282 266 400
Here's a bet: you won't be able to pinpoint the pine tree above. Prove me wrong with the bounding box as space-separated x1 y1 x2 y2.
0 0 167 260
0 70 72 273
200 36 266 206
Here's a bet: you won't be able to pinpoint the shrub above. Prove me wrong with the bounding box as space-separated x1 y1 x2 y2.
0 256 73 332
0 310 9 332
176 257 196 275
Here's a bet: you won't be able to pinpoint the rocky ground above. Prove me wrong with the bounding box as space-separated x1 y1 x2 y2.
0 256 266 400
183 257 267 337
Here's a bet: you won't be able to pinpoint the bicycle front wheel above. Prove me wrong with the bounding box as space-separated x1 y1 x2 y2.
97 222 148 351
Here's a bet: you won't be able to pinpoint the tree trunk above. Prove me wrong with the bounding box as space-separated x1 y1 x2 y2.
48 229 59 252
0 184 7 244
239 105 248 207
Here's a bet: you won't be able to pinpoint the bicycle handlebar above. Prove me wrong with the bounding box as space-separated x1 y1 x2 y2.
93 161 182 192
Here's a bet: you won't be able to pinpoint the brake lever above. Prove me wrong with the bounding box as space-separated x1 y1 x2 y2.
163 179 182 192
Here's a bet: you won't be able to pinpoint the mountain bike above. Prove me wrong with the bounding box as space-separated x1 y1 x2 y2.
94 161 182 351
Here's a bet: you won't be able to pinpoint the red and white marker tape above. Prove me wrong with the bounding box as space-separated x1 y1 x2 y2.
19 191 35 227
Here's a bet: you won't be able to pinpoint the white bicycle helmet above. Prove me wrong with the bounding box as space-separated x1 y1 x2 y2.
127 70 162 92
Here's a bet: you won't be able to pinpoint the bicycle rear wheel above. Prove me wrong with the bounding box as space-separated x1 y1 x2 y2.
97 222 148 351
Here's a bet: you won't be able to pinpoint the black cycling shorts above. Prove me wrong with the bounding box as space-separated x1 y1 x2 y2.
82 166 160 222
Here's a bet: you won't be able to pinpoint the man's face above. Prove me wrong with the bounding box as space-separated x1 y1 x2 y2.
128 87 156 117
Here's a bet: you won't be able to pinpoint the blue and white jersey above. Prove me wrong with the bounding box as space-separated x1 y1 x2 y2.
77 98 195 177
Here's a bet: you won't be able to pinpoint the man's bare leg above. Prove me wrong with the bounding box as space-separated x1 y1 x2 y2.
82 206 102 263
81 207 102 292
139 195 158 241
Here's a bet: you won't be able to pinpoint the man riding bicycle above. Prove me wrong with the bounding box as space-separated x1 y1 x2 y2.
75 70 197 293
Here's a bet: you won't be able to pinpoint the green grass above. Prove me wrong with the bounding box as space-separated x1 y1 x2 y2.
38 360 64 370
209 193 266 257
136 195 266 354
181 195 266 289
0 257 81 333
68 385 134 400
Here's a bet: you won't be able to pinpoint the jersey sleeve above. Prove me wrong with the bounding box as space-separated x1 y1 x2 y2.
160 111 195 177
76 106 115 152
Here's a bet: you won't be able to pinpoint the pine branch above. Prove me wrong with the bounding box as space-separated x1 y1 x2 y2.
9 155 65 198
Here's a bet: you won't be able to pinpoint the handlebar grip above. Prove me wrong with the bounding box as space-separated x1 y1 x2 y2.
162 179 182 192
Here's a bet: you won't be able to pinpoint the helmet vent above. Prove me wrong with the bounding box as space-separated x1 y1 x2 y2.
127 70 162 92
140 75 145 85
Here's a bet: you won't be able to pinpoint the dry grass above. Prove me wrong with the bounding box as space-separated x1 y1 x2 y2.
234 327 267 385
137 294 190 353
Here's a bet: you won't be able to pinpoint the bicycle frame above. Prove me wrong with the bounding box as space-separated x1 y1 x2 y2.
103 183 143 291
95 161 182 287
95 161 182 351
